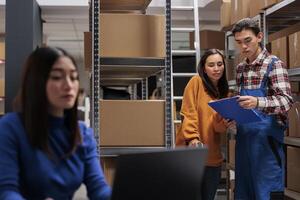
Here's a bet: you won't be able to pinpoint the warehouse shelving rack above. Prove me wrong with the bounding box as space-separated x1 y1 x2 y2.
90 0 174 156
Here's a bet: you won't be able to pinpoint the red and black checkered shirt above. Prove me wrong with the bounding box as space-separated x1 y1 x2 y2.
236 48 293 125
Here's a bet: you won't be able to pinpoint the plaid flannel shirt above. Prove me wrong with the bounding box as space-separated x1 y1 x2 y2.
236 48 293 125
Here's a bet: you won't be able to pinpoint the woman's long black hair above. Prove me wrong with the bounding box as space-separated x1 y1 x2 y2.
198 49 229 99
14 47 81 156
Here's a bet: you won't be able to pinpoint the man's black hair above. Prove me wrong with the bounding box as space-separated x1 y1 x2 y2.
232 18 261 36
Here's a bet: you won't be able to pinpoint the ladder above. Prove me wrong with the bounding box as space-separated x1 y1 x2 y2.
171 0 201 141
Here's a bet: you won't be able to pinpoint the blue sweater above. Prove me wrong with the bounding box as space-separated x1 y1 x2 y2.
0 113 111 200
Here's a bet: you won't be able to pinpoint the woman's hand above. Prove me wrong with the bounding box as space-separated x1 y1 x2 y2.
188 139 203 147
223 119 236 129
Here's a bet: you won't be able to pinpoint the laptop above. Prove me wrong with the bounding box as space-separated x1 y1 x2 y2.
111 147 207 200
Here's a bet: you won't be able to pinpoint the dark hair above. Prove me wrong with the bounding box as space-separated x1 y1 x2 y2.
198 49 229 99
232 18 261 36
14 47 81 156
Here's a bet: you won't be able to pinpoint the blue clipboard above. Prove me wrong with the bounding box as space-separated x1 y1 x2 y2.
208 96 262 124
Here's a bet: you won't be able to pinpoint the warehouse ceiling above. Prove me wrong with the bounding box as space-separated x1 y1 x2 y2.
0 0 221 66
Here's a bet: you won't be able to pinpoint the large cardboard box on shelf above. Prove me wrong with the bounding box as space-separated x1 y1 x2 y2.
100 13 165 58
290 82 300 94
226 59 236 81
271 36 288 67
220 0 231 28
100 100 165 146
0 79 4 97
250 0 277 17
189 30 225 50
0 42 4 60
231 0 250 25
289 31 300 68
100 0 151 12
100 157 116 186
288 102 300 137
287 146 300 193
0 98 4 115
269 22 300 42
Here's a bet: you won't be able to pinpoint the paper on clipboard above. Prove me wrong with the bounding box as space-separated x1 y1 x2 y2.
208 96 262 124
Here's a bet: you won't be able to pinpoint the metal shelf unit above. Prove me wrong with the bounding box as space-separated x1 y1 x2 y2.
284 137 300 147
265 0 300 36
285 188 300 200
91 0 173 155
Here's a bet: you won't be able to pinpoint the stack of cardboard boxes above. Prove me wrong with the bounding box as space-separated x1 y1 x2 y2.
220 0 283 29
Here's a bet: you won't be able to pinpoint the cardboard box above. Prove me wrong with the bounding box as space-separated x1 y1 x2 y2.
0 79 4 97
189 30 225 50
288 102 300 137
226 59 236 81
100 157 116 186
84 32 92 71
290 82 300 94
220 0 231 28
100 0 151 12
271 36 288 67
289 31 300 68
100 100 165 146
231 0 250 25
269 22 300 42
0 42 4 60
287 146 300 193
229 139 235 166
0 98 4 115
250 0 277 17
100 14 165 58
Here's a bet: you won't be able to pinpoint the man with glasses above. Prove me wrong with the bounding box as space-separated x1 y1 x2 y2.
232 18 293 200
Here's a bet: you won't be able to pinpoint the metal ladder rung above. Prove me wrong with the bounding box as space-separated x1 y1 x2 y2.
173 96 183 100
171 6 194 11
173 73 197 77
171 27 195 32
174 120 181 124
172 50 196 55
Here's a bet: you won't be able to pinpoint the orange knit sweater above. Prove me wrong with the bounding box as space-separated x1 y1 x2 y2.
176 75 227 167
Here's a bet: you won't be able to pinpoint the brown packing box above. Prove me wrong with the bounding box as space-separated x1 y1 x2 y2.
100 0 151 12
226 59 236 81
100 13 165 58
290 82 300 94
100 157 116 186
0 98 3 115
269 22 300 42
271 36 288 67
0 42 4 60
288 102 300 137
229 139 235 166
250 0 277 17
189 30 225 50
231 0 250 25
289 31 300 68
84 32 92 71
287 146 300 193
0 79 4 97
220 0 231 28
100 100 165 146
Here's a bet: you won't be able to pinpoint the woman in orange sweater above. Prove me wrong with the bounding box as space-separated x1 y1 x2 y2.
176 49 232 200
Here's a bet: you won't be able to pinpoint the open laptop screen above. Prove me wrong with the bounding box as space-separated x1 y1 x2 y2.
111 147 207 200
